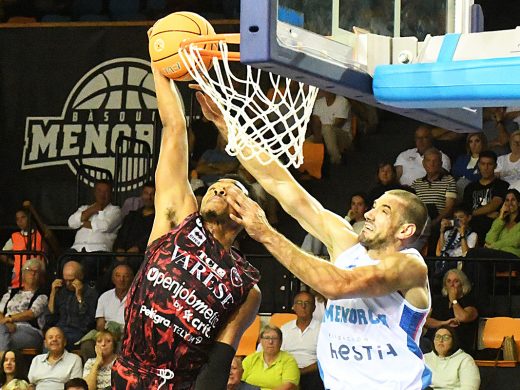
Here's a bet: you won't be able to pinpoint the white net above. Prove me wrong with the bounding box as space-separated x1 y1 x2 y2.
179 38 319 167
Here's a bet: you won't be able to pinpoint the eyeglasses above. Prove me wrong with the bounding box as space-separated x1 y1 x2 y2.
294 300 313 306
261 336 280 341
434 334 452 342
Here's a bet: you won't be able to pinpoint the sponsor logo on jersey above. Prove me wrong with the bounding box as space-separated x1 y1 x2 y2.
188 226 206 247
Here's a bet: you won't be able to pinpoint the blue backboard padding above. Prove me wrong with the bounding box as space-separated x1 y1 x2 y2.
373 56 520 108
240 0 272 63
278 6 304 27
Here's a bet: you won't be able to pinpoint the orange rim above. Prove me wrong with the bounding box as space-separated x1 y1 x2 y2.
180 33 241 61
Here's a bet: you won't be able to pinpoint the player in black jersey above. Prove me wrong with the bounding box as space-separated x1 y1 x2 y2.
111 35 261 389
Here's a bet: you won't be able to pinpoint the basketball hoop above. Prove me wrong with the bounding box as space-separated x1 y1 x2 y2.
179 33 319 167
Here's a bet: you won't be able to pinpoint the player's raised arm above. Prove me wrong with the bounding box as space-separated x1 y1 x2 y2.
195 91 357 259
148 67 197 244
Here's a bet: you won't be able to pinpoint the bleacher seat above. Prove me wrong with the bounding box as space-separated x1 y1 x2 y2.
475 317 520 367
269 313 297 328
236 315 260 357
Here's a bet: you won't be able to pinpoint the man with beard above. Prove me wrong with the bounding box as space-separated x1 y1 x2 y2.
197 92 432 389
111 62 261 388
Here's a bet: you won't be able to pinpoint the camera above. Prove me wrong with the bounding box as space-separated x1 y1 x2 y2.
449 219 460 228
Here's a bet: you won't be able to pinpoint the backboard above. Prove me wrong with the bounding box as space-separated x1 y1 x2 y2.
240 0 483 132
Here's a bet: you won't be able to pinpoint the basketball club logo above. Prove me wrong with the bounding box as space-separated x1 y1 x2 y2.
21 57 157 191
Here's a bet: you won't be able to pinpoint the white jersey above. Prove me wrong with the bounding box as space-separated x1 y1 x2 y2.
317 243 431 390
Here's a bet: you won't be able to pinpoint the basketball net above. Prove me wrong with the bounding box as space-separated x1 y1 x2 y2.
179 36 319 167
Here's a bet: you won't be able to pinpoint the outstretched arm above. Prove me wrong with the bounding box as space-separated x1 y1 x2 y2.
195 92 357 259
225 187 428 305
147 68 197 244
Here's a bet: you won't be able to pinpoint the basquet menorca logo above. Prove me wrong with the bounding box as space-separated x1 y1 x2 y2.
21 57 158 190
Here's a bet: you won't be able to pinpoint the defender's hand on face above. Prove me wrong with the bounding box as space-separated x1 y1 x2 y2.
195 91 227 135
226 186 271 241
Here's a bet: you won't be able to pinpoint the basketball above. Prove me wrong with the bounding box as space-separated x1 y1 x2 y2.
149 12 215 81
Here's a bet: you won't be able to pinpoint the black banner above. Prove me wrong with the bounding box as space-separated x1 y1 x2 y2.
0 25 160 225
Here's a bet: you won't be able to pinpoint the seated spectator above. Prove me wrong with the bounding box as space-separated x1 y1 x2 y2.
344 192 368 235
242 325 300 390
496 130 520 185
227 356 259 390
462 151 509 245
483 107 518 155
425 269 478 355
4 378 30 390
28 327 83 389
434 206 478 279
468 189 520 259
424 326 480 390
113 182 155 272
394 125 451 187
309 90 352 164
281 291 323 390
80 263 133 361
0 259 48 354
195 134 239 185
367 161 405 206
83 330 117 390
0 208 45 289
64 377 88 390
451 132 487 200
0 350 28 389
47 261 97 349
67 179 122 282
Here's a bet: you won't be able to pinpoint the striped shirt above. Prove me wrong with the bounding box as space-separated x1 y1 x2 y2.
412 174 457 214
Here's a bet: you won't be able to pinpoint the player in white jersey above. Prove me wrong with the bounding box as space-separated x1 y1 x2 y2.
197 92 432 389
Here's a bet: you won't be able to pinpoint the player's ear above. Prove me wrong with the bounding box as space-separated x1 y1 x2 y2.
397 223 416 240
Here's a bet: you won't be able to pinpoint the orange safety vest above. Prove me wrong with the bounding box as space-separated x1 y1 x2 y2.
10 230 44 288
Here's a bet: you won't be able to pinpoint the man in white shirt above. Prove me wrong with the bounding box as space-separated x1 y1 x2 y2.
281 291 323 390
67 179 122 281
395 126 451 186
28 327 83 390
310 91 352 164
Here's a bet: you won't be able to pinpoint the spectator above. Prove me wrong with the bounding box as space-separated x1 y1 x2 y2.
367 161 405 206
242 325 299 390
424 326 480 390
426 269 478 355
64 377 88 390
0 259 48 354
77 262 133 362
436 206 477 258
462 150 509 245
394 125 451 186
3 379 30 390
483 107 518 155
227 356 258 390
0 350 28 389
195 134 240 185
496 130 520 185
67 180 122 282
0 208 45 289
451 132 487 200
344 192 368 235
280 291 323 390
113 182 155 272
83 330 117 390
28 327 83 389
46 261 97 349
309 90 352 164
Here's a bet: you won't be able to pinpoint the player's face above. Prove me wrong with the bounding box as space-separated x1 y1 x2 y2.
200 179 245 222
359 194 403 249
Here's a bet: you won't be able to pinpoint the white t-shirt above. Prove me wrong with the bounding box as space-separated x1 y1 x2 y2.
496 153 520 185
281 319 321 368
395 148 451 186
317 243 431 390
312 95 351 131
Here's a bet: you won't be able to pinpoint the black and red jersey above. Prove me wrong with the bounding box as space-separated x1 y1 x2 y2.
117 212 260 383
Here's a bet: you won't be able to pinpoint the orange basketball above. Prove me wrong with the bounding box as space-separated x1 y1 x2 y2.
149 12 215 81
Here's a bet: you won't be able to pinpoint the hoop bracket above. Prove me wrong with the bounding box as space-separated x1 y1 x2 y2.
180 33 241 61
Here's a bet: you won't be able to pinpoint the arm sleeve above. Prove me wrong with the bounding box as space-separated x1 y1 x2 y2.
83 358 94 377
71 355 84 378
0 292 9 312
29 294 48 318
446 177 458 199
68 206 87 229
466 232 478 249
91 205 122 232
394 151 406 166
458 355 481 390
281 352 301 385
485 218 506 244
